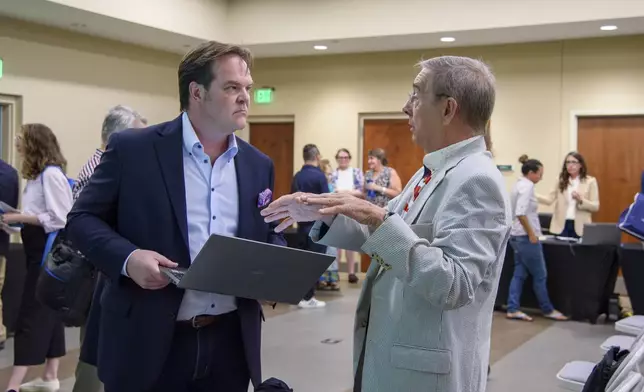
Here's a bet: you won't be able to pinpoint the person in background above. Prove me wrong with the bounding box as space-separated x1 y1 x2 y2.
72 105 147 200
0 124 73 392
291 144 329 308
329 148 364 284
318 159 340 291
72 105 147 392
0 158 19 351
537 151 599 238
507 155 567 322
363 148 402 208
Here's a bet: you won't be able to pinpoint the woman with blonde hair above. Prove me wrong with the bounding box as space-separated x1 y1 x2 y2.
0 124 72 392
537 152 599 238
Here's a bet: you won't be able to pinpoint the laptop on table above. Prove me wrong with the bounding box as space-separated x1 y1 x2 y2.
161 234 335 305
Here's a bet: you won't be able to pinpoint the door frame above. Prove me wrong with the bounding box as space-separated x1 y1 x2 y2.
569 109 644 151
358 112 407 172
0 94 23 244
0 94 22 167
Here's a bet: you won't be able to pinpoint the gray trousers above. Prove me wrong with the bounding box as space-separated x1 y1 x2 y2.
72 324 104 392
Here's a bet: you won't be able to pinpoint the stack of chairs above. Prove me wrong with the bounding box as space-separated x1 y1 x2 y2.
557 315 644 391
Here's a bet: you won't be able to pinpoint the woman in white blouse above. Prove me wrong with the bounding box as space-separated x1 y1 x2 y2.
0 124 73 392
329 148 364 283
537 152 599 238
507 155 567 322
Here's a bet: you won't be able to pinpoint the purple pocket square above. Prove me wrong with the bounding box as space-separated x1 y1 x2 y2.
257 188 273 208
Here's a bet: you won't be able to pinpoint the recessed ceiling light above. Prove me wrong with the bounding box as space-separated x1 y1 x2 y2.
440 37 456 43
313 45 328 50
600 25 618 31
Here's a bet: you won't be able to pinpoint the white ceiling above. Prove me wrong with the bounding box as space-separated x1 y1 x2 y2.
1 0 643 58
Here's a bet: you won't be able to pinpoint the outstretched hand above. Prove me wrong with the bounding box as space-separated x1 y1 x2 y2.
301 193 387 228
260 192 325 232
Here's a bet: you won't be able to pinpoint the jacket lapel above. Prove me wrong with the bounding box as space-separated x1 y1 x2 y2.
403 136 487 224
403 170 447 224
154 116 189 253
234 139 254 240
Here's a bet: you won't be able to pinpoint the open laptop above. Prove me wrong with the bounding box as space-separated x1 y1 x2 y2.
580 223 622 245
160 234 335 305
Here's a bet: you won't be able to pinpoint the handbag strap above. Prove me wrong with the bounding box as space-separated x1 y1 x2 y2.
41 231 59 266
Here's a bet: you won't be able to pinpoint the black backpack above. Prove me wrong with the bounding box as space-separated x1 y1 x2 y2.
581 346 631 392
35 230 97 327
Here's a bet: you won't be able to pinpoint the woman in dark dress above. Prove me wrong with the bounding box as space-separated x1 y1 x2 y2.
0 124 72 392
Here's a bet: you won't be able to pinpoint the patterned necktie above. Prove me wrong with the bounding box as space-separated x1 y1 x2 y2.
403 166 432 213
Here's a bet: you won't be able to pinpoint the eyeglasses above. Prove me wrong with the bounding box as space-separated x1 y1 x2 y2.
336 156 350 160
407 91 451 104
565 160 580 165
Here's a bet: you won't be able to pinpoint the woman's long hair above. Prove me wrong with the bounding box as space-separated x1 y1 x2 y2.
18 123 67 180
558 151 587 193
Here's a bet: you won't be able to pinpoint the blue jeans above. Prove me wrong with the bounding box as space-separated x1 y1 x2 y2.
507 236 555 314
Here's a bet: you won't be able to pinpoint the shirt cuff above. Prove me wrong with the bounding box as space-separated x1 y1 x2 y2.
122 249 139 277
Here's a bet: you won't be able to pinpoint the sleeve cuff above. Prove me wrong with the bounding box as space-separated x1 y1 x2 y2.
122 249 139 277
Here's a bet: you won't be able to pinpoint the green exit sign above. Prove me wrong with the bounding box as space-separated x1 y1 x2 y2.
254 88 273 104
0 58 3 79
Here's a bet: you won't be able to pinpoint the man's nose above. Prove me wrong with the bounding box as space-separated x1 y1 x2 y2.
402 102 412 116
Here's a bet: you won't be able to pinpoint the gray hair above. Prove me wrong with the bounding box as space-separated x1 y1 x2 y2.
418 56 496 133
101 105 147 144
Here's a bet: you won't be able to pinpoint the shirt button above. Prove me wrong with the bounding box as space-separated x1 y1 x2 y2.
197 145 202 149
203 159 208 163
212 216 216 220
211 188 215 192
211 304 215 308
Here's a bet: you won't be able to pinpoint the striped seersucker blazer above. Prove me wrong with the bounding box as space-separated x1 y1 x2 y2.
311 136 512 392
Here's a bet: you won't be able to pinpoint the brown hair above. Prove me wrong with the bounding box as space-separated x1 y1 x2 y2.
319 159 332 174
335 148 352 159
518 154 542 175
558 151 588 193
368 148 388 166
18 124 67 180
178 41 253 111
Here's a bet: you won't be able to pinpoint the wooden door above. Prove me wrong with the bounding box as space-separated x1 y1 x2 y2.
359 119 425 271
577 116 644 243
362 119 425 186
249 122 294 201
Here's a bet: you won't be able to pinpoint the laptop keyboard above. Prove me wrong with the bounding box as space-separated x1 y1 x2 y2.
161 267 187 285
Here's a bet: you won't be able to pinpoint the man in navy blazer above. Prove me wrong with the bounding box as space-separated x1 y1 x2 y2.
66 41 285 392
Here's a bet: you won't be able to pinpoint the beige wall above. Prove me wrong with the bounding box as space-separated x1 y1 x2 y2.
249 35 644 197
0 17 181 175
2 17 644 199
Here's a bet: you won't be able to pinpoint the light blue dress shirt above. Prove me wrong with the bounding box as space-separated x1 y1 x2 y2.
176 112 240 320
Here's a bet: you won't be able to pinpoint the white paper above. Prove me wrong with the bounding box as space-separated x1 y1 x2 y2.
0 201 19 214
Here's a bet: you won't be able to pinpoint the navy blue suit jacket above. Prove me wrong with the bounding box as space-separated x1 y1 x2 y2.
66 115 285 390
0 159 19 257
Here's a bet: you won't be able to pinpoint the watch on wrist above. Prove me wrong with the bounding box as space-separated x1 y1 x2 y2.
382 211 395 222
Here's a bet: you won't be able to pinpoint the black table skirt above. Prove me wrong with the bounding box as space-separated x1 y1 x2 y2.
618 244 644 315
495 240 619 324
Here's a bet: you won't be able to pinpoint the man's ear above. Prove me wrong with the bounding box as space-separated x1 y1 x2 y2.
189 82 203 105
442 98 458 126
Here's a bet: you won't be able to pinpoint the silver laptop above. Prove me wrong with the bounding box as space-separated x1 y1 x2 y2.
161 234 335 305
580 223 622 245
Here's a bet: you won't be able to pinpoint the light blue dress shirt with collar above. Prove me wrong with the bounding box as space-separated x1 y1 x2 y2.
177 112 240 320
